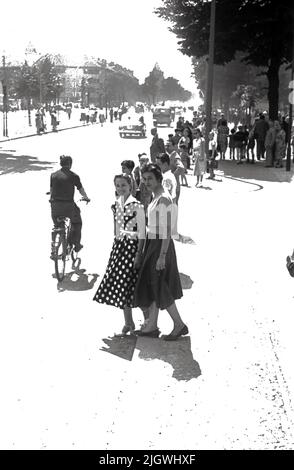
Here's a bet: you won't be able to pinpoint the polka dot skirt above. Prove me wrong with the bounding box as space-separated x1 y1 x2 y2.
93 237 139 309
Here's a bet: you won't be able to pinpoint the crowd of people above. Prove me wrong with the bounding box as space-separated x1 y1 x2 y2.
172 111 293 169
49 106 294 340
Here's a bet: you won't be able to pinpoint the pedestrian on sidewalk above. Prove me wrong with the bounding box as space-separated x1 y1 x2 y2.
156 153 177 204
150 128 165 163
133 164 187 340
207 130 218 179
134 154 152 210
253 114 269 160
246 127 255 163
193 128 206 187
274 120 286 168
93 174 146 335
35 110 43 135
229 128 236 160
217 119 229 159
109 108 114 123
264 120 276 167
165 139 186 203
234 125 247 164
50 109 58 132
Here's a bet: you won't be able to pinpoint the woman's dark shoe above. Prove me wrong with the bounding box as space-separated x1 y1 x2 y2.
162 324 189 341
136 328 160 338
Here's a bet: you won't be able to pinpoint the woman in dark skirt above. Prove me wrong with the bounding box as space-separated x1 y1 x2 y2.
93 174 145 335
133 164 188 341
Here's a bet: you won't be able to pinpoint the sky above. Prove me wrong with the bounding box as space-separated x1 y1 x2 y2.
1 0 198 95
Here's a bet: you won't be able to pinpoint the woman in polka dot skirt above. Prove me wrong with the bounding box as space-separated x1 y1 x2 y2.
93 174 146 335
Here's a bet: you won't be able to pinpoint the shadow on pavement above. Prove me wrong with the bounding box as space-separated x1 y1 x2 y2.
56 268 99 292
136 336 201 381
100 335 201 381
219 159 291 184
101 335 137 361
0 151 54 175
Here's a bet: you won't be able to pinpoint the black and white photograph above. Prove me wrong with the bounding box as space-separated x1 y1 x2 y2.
0 0 294 454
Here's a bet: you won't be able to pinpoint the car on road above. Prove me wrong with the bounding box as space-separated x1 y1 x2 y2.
152 107 172 127
119 121 146 138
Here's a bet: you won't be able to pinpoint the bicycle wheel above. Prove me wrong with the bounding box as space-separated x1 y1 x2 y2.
54 232 66 282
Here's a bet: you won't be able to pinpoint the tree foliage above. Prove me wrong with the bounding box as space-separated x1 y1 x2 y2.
156 0 294 118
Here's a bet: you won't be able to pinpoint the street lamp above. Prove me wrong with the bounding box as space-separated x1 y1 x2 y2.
204 0 216 159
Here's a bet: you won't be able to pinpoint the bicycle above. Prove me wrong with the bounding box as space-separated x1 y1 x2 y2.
50 198 89 282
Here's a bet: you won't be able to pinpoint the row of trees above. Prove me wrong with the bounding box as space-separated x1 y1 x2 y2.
156 0 294 119
1 49 192 110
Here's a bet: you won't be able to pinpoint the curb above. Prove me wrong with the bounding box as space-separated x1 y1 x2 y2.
0 122 101 144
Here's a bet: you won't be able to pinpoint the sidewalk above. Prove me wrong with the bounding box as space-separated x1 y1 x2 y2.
0 108 104 143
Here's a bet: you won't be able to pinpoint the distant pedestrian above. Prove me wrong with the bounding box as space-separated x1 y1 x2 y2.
165 139 185 204
113 110 118 120
264 120 276 167
217 119 229 159
93 174 146 336
193 128 206 187
246 127 255 163
50 109 58 132
274 121 286 168
150 128 165 163
229 128 236 160
110 108 114 123
253 114 269 160
234 125 247 164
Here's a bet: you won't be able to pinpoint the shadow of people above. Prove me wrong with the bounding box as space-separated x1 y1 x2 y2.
136 336 201 381
0 152 54 176
100 335 137 361
179 272 194 290
55 268 99 292
198 185 213 190
100 334 201 381
219 160 284 184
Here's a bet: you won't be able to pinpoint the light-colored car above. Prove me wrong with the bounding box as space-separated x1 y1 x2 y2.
119 122 146 138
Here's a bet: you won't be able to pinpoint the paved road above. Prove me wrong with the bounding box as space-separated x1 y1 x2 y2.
0 120 294 449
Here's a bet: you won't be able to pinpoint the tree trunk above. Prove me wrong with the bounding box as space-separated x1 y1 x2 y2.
267 57 281 120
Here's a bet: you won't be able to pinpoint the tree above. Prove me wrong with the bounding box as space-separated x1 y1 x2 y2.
156 0 293 119
161 76 192 101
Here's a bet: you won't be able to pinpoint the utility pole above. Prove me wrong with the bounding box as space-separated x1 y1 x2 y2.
204 0 216 158
2 55 8 137
287 13 294 170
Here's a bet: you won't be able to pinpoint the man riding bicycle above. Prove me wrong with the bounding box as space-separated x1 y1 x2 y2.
50 155 90 258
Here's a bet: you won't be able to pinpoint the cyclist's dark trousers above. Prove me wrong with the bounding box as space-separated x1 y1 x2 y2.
51 202 82 247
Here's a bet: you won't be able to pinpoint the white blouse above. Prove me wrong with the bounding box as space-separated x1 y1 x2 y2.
147 191 178 239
